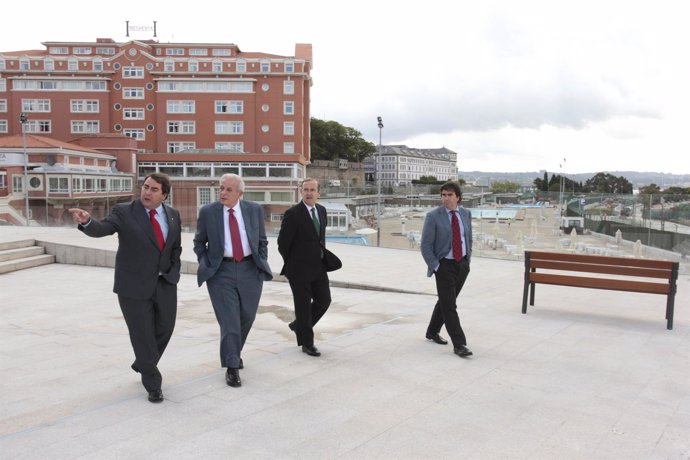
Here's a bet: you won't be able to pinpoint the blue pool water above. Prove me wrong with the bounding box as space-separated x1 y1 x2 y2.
326 235 369 246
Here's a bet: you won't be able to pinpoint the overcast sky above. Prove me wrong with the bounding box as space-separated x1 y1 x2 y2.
2 0 688 174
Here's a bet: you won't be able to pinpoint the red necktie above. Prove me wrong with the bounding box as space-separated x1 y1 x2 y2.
229 209 244 260
451 211 463 261
149 209 165 251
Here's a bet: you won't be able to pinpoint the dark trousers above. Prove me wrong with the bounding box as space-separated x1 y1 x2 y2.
427 258 470 348
288 270 331 347
118 278 177 392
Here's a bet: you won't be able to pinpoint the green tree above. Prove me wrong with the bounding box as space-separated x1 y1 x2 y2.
583 172 632 194
310 118 376 162
533 171 549 191
490 180 520 193
639 183 661 195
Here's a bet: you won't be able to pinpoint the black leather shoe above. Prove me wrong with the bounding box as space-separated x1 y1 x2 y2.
131 363 140 373
426 333 448 345
454 345 473 358
288 322 295 331
239 358 244 369
148 389 163 403
226 368 242 387
302 345 321 357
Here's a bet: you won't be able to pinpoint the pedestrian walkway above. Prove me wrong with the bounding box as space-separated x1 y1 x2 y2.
1 226 688 459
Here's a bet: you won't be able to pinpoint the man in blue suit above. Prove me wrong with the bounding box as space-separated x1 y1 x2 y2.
193 174 273 387
69 173 182 403
420 181 473 358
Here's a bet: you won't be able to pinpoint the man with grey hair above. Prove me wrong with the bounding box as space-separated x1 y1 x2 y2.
193 173 273 387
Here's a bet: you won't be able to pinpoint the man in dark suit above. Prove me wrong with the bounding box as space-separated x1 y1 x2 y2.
420 181 474 358
278 178 331 357
193 174 273 388
68 173 182 403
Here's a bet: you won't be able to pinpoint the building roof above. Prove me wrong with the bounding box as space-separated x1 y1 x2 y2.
380 145 458 161
0 134 106 155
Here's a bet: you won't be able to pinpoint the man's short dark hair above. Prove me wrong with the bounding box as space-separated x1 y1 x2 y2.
440 181 462 198
144 173 171 196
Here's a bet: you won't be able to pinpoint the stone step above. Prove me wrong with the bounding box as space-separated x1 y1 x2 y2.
0 239 36 251
0 246 46 263
0 254 56 275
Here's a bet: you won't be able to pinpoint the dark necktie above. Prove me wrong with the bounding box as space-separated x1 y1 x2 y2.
149 209 165 251
311 207 320 236
451 211 463 261
229 209 244 260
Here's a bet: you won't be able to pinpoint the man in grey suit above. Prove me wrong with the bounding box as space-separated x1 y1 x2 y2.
421 181 473 358
193 173 273 387
68 173 182 403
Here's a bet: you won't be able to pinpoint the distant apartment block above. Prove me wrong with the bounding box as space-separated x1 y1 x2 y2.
364 145 458 186
0 37 313 226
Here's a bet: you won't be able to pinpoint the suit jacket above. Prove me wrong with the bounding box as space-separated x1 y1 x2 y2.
79 200 182 299
193 200 273 286
421 206 473 277
277 201 327 280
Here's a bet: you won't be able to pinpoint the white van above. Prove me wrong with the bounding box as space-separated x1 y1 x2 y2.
327 180 341 187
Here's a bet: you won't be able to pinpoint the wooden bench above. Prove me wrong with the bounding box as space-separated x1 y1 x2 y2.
522 250 679 329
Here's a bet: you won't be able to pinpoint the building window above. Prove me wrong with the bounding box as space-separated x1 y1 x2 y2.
96 47 115 55
48 177 69 192
124 128 145 140
261 124 269 133
0 79 5 92
188 60 199 72
284 101 294 115
270 191 292 202
284 80 295 95
20 59 30 70
0 120 7 133
197 187 220 207
68 59 78 71
25 120 51 133
0 100 5 112
167 142 196 153
236 60 246 73
243 191 264 202
123 108 145 119
0 59 5 71
212 60 223 73
44 59 55 71
283 122 294 135
73 47 92 55
22 99 50 112
215 121 243 134
213 49 232 56
166 48 184 56
284 142 295 154
92 59 103 71
49 47 68 55
71 100 99 113
189 48 208 56
215 100 243 114
164 60 175 72
284 61 294 73
123 67 144 78
167 121 195 134
167 100 195 113
260 60 271 73
123 88 144 99
215 142 243 152
71 120 100 133
13 175 25 193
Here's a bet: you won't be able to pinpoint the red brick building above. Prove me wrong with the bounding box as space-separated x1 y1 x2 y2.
0 38 313 227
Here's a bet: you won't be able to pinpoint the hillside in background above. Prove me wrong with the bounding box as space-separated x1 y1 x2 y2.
459 171 690 189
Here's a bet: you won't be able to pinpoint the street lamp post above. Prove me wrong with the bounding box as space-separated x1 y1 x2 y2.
376 116 384 247
20 113 29 226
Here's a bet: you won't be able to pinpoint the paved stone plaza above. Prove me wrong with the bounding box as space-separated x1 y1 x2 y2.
1 226 689 459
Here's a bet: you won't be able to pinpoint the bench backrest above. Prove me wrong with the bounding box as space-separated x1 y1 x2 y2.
525 250 677 280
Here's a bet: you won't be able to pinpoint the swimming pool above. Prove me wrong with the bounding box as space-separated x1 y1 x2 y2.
326 235 369 246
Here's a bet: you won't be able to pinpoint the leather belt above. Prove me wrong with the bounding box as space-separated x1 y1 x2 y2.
223 256 252 263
